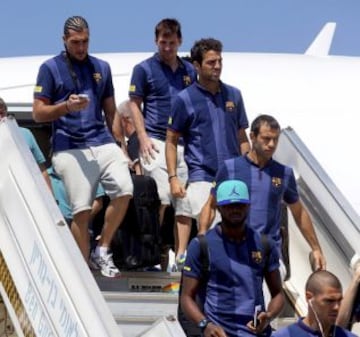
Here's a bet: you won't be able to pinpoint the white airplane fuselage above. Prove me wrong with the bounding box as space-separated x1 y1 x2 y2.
0 51 359 215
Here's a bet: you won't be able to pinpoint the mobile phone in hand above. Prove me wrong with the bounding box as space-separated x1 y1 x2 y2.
253 305 262 328
78 93 89 100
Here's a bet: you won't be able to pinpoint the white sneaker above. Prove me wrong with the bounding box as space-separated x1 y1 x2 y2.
171 263 178 272
92 252 121 278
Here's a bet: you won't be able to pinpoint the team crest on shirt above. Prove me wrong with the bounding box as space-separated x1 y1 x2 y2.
183 75 192 86
225 101 235 112
252 250 263 264
129 84 136 93
93 72 102 83
272 177 282 187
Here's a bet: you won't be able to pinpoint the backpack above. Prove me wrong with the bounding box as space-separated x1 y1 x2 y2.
177 234 209 337
111 174 161 270
177 233 270 336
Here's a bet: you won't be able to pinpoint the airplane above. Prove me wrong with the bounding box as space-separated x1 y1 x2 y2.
0 22 359 336
0 23 359 215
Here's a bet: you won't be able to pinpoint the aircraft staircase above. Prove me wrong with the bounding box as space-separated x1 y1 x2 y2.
1 117 360 336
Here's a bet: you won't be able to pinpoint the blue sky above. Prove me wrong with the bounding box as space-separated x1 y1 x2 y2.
1 0 360 57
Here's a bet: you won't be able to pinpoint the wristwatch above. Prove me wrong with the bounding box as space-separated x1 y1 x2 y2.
197 318 209 332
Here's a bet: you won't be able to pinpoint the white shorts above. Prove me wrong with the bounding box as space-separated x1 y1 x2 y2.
141 138 188 209
176 181 218 221
52 143 133 215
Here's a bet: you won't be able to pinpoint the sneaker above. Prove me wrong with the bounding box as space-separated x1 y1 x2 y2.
88 251 100 270
143 265 162 272
92 252 121 278
175 253 187 272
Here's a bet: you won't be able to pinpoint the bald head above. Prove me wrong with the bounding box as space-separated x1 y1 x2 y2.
306 270 342 295
117 100 131 118
117 100 135 138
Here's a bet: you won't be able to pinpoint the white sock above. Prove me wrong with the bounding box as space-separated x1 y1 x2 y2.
95 246 109 257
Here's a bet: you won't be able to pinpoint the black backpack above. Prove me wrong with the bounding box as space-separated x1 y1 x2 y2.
177 233 270 337
177 234 209 337
111 174 162 270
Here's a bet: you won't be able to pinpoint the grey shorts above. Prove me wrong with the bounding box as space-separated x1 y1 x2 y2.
176 181 220 224
52 143 133 215
141 138 188 210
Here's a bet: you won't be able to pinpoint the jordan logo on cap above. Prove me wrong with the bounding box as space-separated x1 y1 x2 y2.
229 186 241 197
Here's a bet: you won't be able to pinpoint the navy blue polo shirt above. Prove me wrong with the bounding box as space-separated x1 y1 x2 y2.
183 225 279 337
34 52 115 152
129 53 196 141
215 155 299 250
273 318 357 337
168 81 249 182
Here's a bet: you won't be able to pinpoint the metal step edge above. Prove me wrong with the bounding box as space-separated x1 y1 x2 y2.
103 291 179 303
112 314 177 324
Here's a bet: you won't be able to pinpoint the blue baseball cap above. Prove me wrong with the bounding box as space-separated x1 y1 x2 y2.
216 179 250 206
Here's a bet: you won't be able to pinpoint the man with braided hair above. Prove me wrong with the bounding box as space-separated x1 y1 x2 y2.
33 16 133 278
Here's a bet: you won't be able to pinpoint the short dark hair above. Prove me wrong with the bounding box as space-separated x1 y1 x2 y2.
155 18 182 40
305 270 342 295
251 114 281 136
64 16 89 36
190 38 222 65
